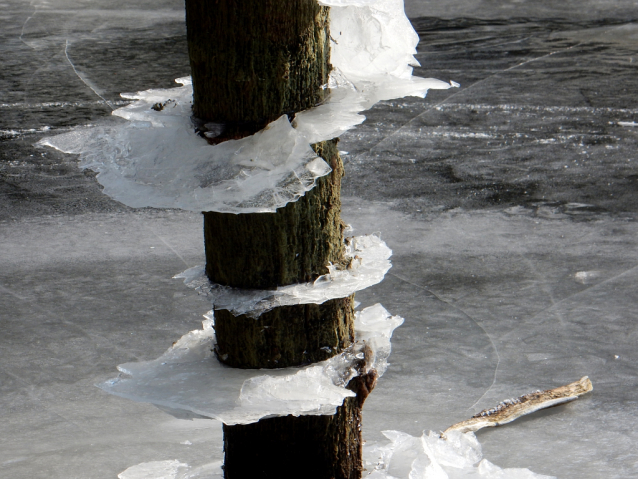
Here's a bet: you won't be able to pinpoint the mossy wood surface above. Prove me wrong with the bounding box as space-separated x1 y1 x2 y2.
186 1 367 477
215 295 354 369
185 0 330 133
204 140 345 289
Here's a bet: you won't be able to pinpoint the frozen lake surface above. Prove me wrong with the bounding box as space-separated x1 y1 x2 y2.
2 0 638 478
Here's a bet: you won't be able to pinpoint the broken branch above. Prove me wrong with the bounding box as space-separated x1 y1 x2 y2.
443 376 593 436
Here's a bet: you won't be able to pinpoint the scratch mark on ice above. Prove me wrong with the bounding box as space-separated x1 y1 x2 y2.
64 39 114 110
1 366 105 438
0 284 28 301
518 254 567 327
418 35 533 55
367 43 582 154
502 263 638 342
19 5 39 49
143 224 192 268
387 272 501 411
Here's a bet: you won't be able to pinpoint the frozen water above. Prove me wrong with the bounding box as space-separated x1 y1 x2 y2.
118 430 550 479
175 234 392 318
293 71 454 143
354 303 405 376
36 0 454 212
321 0 424 80
118 460 189 479
98 304 403 425
4 0 638 478
38 104 331 214
294 0 456 142
362 430 554 479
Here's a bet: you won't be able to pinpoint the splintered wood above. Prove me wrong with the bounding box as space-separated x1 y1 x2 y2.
443 376 593 435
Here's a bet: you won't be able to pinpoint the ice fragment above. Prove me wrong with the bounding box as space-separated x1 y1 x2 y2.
120 431 554 479
294 0 457 143
363 430 556 479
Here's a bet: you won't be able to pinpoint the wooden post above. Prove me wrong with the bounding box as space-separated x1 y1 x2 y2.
184 1 370 477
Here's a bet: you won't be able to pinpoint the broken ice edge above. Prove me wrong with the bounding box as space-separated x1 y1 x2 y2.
98 303 403 426
174 234 392 318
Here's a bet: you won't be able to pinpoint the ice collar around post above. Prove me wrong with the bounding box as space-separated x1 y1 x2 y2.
175 234 392 318
37 0 457 214
97 304 403 425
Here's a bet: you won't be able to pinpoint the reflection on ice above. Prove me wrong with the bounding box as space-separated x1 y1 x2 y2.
98 304 403 426
175 235 392 318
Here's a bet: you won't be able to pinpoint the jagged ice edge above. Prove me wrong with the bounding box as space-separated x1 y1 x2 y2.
174 234 391 318
36 0 456 213
97 303 403 426
118 429 553 479
362 429 556 479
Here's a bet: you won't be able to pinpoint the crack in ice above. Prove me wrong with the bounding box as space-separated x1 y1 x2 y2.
418 34 533 53
519 253 568 327
0 284 29 301
365 43 583 155
1 365 106 439
387 272 501 412
501 262 638 342
64 39 114 111
140 221 192 268
19 5 39 49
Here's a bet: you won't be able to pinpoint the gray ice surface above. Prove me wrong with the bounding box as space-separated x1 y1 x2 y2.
2 0 638 478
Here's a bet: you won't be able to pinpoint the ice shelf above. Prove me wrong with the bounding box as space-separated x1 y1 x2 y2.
98 304 403 426
36 0 455 213
175 234 392 318
37 97 330 214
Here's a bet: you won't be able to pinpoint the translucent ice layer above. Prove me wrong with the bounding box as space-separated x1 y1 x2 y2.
37 0 456 213
363 430 556 479
175 234 391 318
38 81 330 213
294 0 457 142
98 304 403 425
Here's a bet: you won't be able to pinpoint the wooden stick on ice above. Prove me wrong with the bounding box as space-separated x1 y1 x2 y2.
443 376 593 436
